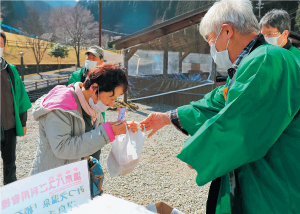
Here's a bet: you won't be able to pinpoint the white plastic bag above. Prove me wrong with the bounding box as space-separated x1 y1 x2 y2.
107 127 145 177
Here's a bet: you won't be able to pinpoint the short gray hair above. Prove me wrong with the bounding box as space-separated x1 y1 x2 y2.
199 0 260 41
259 9 290 33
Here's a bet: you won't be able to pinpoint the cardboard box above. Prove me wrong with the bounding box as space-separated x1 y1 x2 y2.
147 202 184 214
155 202 174 214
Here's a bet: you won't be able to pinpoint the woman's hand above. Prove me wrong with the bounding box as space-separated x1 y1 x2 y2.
140 113 171 138
127 121 139 133
109 120 127 136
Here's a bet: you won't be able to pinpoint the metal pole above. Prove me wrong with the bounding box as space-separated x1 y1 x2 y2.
21 56 24 81
99 1 102 47
123 50 128 103
258 0 261 18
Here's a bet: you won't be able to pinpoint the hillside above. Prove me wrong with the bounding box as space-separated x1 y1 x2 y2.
3 32 87 65
79 1 300 36
78 1 214 35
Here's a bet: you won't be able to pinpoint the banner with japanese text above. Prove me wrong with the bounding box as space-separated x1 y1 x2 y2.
0 160 90 214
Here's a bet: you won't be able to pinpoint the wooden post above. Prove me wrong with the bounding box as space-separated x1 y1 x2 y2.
179 52 182 73
179 48 191 74
123 47 138 102
35 82 37 90
163 49 168 76
123 50 129 103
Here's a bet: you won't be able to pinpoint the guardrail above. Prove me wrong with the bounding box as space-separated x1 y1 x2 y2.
24 75 71 102
24 75 70 91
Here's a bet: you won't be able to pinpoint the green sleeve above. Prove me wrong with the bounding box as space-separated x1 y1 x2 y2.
177 79 229 136
15 76 31 114
102 112 105 122
11 65 32 114
177 46 300 186
68 73 78 85
68 69 84 85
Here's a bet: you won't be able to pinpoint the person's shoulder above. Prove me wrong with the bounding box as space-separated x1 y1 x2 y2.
290 46 300 55
71 68 84 76
6 62 16 69
248 44 295 62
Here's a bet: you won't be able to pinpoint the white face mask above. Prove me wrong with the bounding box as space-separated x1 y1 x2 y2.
210 29 232 70
88 88 110 113
0 48 3 58
264 34 285 46
85 60 98 70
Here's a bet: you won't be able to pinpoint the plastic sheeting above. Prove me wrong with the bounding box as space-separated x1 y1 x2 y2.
122 24 216 101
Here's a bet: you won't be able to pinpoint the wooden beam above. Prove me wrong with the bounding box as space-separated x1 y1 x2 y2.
179 52 182 73
112 5 212 49
125 46 139 61
123 46 138 102
179 48 191 62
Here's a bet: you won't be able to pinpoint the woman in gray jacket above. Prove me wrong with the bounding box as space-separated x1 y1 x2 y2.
30 64 137 175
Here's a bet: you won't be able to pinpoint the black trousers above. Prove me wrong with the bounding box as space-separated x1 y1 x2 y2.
206 177 221 214
1 128 17 185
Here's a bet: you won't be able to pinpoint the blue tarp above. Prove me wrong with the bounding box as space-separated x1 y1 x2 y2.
1 23 25 34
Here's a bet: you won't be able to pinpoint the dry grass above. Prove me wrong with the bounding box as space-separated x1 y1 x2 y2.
3 32 87 65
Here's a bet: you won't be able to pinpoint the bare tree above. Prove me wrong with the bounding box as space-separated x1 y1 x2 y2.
49 5 98 67
21 6 51 74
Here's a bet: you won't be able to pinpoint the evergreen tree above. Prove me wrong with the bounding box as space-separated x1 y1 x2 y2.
0 0 16 27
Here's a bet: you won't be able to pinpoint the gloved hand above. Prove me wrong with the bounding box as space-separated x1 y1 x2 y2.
140 113 171 137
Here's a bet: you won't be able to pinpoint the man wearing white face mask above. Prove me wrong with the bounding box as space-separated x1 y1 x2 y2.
68 45 105 85
260 9 300 60
1 29 32 185
68 46 106 161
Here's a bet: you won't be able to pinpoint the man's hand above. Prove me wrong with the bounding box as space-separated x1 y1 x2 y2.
20 127 27 137
109 120 127 136
127 121 139 133
140 113 171 138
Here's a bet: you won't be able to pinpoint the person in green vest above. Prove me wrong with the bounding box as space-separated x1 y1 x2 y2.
68 45 105 85
0 30 32 185
140 0 300 213
68 45 105 162
260 9 300 59
68 46 105 120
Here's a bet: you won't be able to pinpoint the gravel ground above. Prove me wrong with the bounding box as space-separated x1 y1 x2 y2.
0 102 210 213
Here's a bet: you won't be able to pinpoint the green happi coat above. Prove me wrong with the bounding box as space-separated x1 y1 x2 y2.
176 44 300 213
4 63 32 137
290 46 300 61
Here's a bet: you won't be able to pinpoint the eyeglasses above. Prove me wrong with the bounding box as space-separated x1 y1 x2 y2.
263 32 281 38
105 92 115 104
